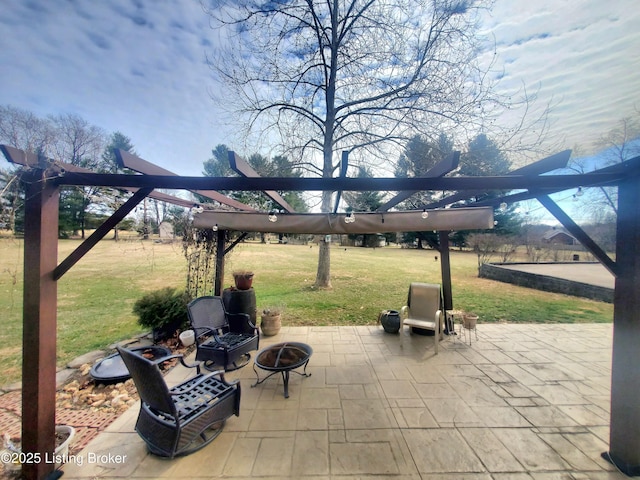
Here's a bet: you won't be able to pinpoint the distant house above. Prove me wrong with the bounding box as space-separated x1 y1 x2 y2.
542 229 577 245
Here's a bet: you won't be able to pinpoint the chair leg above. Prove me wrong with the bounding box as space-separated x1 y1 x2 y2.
202 353 252 372
227 353 252 371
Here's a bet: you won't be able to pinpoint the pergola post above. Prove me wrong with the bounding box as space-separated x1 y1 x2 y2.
214 229 226 296
607 176 640 475
21 171 59 480
438 231 453 311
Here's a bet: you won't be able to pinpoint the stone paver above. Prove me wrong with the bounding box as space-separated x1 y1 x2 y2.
58 324 628 479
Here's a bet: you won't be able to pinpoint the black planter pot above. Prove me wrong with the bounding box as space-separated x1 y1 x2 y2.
379 309 401 334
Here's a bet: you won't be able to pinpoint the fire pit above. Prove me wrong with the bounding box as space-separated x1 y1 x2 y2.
90 345 171 383
252 342 312 398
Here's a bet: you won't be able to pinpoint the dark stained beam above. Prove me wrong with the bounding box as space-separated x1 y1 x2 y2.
379 151 460 211
214 229 226 297
1 144 46 167
21 170 59 480
54 187 154 280
228 151 295 212
423 149 572 209
536 195 619 277
607 175 640 475
439 231 453 311
0 144 206 209
51 170 633 192
116 149 255 211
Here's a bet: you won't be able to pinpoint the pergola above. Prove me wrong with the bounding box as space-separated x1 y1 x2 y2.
2 144 639 479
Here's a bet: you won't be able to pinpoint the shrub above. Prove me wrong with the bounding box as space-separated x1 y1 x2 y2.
133 287 191 331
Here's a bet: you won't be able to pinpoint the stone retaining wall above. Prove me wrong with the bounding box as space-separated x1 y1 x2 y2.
479 262 614 303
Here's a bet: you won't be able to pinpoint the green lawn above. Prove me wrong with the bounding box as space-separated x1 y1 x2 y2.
0 237 613 386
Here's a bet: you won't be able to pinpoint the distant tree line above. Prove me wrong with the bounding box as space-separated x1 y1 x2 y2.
0 105 184 238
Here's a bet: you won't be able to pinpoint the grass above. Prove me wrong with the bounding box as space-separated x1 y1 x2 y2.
0 236 613 386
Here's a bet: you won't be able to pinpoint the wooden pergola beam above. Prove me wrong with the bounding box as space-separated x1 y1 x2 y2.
48 170 633 191
423 149 572 209
228 150 295 212
54 187 154 280
379 151 460 211
536 194 619 277
116 149 256 211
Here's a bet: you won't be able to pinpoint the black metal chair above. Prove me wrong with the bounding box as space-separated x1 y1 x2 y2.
116 346 240 458
187 295 260 371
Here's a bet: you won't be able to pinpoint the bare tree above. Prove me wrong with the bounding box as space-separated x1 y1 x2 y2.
0 105 56 233
466 232 498 271
206 0 526 287
569 110 640 220
0 105 54 155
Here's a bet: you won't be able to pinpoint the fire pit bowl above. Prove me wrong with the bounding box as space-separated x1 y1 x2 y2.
252 342 312 398
90 345 172 383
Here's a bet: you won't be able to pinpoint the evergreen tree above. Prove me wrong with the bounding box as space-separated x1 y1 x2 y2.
202 144 308 212
100 132 137 240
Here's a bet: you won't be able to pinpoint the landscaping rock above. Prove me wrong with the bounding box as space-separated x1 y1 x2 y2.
55 368 77 388
3 382 21 392
108 336 152 350
67 350 105 369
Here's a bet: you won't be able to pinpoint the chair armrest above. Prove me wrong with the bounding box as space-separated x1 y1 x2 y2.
192 325 215 339
400 306 409 320
152 354 203 374
193 325 230 346
435 309 443 333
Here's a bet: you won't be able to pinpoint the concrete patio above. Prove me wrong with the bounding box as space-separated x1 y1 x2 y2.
60 323 627 479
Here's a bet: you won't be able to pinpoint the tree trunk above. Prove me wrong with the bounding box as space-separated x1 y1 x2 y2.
314 190 333 288
315 239 332 288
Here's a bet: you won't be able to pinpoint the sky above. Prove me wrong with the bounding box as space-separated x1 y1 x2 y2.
1 0 639 184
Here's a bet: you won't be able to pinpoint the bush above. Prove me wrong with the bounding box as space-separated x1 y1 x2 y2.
133 287 191 331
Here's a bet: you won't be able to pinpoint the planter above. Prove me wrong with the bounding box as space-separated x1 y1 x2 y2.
463 314 478 330
179 329 195 347
54 425 75 467
378 309 401 334
223 288 257 325
261 313 282 336
0 426 76 473
233 272 254 290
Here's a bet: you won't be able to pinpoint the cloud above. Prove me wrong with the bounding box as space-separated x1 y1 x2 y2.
0 0 638 178
480 0 640 152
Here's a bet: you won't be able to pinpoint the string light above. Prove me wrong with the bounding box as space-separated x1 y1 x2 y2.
268 211 278 222
344 212 356 224
212 224 218 232
421 209 429 219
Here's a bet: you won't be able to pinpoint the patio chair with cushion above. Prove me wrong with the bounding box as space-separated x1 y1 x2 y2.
400 282 444 354
116 346 240 458
187 295 260 371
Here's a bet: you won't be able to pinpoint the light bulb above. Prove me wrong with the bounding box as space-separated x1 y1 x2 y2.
268 212 278 222
421 210 429 219
212 224 218 232
344 212 355 224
